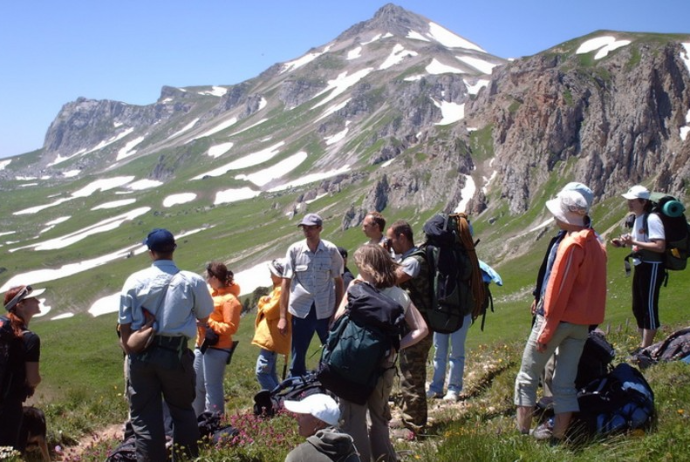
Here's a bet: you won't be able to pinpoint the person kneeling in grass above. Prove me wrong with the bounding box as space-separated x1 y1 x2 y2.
284 393 360 462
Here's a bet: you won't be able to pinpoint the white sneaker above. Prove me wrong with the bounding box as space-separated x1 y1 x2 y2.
426 389 442 399
443 390 459 401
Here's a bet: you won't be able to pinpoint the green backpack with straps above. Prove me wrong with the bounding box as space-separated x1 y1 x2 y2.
644 194 690 271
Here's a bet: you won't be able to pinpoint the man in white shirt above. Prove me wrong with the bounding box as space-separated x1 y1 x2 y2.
278 214 344 376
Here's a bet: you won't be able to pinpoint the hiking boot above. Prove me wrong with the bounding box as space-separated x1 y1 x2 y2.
443 390 459 401
426 389 442 399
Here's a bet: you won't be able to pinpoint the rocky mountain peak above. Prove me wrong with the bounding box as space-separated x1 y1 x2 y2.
337 3 433 43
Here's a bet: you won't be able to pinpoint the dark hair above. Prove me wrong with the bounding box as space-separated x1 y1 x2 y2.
206 262 234 287
641 199 654 213
353 244 399 288
390 220 414 242
366 212 386 232
337 246 348 259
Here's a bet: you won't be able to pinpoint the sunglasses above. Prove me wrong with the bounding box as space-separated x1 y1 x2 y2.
4 285 33 311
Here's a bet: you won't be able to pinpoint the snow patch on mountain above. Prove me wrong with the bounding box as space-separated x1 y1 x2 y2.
361 33 392 45
347 46 362 60
92 199 136 210
167 118 199 140
576 36 631 59
194 141 285 179
428 22 484 52
315 99 351 123
456 55 497 74
282 45 332 73
379 44 418 70
208 142 234 158
235 151 308 187
163 193 197 207
453 174 476 213
116 135 146 161
126 179 162 191
325 123 350 145
681 43 690 73
464 79 490 95
214 187 262 205
680 109 690 141
269 165 351 192
49 128 135 166
426 59 464 75
432 100 465 125
198 86 228 97
10 207 150 252
0 159 10 170
312 68 373 108
191 117 238 141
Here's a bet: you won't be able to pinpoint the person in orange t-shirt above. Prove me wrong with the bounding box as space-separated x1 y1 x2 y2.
252 259 291 390
192 262 241 416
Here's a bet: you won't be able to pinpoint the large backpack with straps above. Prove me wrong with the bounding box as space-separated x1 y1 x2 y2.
627 193 690 271
317 282 405 405
632 326 690 368
415 213 485 334
575 363 655 436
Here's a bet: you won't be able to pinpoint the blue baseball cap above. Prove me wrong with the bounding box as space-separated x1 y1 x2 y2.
143 228 177 252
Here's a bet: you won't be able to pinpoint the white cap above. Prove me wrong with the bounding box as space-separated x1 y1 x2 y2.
546 190 588 227
283 393 340 427
622 185 650 200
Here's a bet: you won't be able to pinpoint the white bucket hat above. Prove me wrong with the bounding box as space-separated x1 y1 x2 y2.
283 393 340 427
546 190 588 227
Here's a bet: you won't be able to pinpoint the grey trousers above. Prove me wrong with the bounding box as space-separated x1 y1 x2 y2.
127 346 199 461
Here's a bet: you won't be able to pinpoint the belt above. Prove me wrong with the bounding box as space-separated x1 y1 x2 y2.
152 335 188 350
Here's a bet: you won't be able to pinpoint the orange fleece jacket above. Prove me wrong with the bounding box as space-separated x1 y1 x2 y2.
196 283 242 350
539 228 607 345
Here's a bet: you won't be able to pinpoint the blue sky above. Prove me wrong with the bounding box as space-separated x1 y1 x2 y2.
1 0 688 159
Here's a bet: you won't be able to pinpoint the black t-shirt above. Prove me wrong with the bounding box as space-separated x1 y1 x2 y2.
5 328 40 400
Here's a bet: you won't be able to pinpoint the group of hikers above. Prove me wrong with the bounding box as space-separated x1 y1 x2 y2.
0 181 674 461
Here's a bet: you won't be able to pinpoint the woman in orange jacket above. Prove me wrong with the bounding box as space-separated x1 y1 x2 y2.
514 188 607 443
192 262 241 416
252 259 291 390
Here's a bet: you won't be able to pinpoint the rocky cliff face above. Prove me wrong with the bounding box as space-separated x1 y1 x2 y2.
468 36 690 214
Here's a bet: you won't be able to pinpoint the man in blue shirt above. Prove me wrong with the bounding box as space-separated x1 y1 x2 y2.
119 228 214 461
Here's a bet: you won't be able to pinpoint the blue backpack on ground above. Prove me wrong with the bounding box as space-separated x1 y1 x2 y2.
576 363 655 436
317 282 405 405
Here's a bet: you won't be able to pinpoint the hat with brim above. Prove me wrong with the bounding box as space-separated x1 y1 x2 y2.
143 228 177 252
268 259 285 278
283 393 340 427
622 185 650 200
546 190 588 227
4 286 46 311
298 213 323 227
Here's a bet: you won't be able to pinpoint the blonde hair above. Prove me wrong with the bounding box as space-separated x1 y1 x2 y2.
353 244 398 288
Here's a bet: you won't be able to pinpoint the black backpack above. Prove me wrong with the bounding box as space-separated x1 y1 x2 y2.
0 316 21 405
575 363 655 436
317 282 405 405
575 330 616 389
418 213 485 334
253 371 331 417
